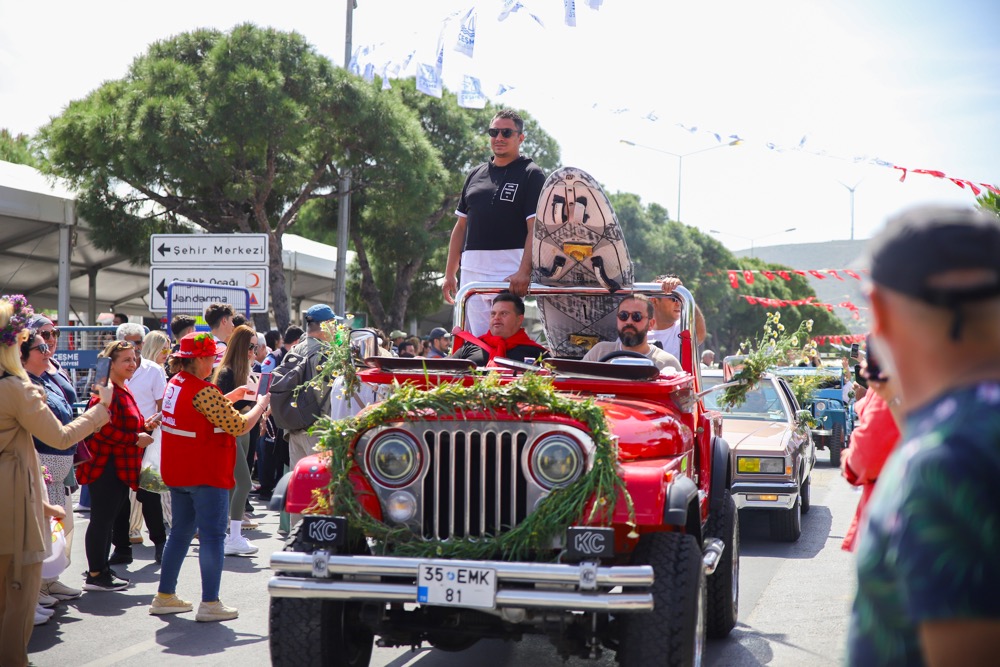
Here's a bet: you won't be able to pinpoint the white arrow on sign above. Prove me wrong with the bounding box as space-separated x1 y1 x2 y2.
150 234 269 265
148 266 269 313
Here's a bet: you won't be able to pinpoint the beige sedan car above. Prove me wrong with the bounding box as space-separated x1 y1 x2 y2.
702 370 815 541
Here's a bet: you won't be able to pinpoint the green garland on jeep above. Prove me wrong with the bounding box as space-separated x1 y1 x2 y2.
310 371 638 562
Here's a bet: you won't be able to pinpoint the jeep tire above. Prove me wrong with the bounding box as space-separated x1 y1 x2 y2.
270 524 374 667
705 492 739 638
620 532 706 667
770 493 802 542
829 423 844 467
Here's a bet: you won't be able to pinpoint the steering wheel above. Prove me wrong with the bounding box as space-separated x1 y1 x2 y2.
598 350 649 363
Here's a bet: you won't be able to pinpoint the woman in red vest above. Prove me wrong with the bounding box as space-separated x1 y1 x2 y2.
150 333 269 622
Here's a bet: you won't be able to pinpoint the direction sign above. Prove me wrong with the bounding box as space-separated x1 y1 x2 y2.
148 266 269 313
150 234 269 265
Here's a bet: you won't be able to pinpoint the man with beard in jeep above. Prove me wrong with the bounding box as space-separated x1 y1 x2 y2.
583 294 682 372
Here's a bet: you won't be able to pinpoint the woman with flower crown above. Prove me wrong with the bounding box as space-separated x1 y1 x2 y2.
0 295 112 667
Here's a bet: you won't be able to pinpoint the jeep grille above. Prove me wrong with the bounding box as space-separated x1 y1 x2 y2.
420 427 530 540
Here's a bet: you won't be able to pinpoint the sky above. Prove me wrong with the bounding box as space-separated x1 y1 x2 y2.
2 0 997 255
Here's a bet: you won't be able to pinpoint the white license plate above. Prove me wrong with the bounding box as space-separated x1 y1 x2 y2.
417 562 496 609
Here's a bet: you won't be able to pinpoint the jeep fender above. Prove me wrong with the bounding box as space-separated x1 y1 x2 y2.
709 436 733 513
268 472 292 512
663 475 700 542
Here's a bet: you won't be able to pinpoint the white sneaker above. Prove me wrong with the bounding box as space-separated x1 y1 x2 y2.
42 580 82 600
38 591 59 607
224 534 259 556
36 604 55 618
33 609 50 626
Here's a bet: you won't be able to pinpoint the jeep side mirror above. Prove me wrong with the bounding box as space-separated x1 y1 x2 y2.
349 329 380 366
722 355 745 383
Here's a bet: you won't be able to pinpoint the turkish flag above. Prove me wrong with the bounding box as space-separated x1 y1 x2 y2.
762 270 775 281
808 270 826 280
844 270 861 280
728 271 739 288
778 271 791 280
828 270 844 281
743 270 755 285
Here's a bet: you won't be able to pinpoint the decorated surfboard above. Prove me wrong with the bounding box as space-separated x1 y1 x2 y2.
531 167 634 357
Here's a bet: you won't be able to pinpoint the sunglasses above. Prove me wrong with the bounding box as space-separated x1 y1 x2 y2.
617 311 647 323
249 342 259 351
30 343 50 354
487 127 518 139
38 329 60 340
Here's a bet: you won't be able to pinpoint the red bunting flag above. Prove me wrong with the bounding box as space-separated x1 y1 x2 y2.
762 270 775 281
728 271 739 288
778 270 791 280
808 270 826 280
743 270 755 285
844 269 861 280
827 270 844 281
913 169 946 179
794 270 807 277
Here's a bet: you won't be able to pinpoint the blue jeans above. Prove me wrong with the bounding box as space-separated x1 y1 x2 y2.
158 486 228 602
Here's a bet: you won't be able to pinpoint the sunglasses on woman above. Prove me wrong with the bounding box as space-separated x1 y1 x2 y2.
617 311 646 323
30 343 50 354
38 329 60 340
487 128 517 138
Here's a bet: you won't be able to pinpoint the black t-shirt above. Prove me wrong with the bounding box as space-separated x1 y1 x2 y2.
457 155 546 251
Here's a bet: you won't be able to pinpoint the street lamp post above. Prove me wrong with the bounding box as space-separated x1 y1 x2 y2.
709 227 797 258
620 138 740 222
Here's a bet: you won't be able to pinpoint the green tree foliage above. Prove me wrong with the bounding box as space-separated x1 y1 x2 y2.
609 192 847 357
297 78 560 330
0 129 37 167
37 24 443 329
976 190 1000 218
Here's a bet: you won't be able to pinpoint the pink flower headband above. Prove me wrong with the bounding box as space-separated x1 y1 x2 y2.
1 294 34 347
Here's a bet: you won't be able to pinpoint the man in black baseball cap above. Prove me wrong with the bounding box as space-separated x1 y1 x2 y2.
425 327 451 358
848 205 1000 665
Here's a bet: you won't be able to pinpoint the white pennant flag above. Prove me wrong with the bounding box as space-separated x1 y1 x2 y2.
380 63 392 90
347 46 362 75
458 75 487 109
496 83 515 96
363 63 375 83
455 8 477 57
416 63 443 98
498 0 544 25
564 0 577 26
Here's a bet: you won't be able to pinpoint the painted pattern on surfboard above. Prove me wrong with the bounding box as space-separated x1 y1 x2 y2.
531 167 634 357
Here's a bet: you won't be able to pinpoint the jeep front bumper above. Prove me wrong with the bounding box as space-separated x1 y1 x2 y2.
268 552 655 613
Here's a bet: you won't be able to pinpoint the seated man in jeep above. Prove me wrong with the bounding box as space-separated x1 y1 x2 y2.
583 294 682 372
451 292 549 366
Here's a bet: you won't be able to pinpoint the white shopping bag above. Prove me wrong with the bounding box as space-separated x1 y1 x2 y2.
41 518 67 579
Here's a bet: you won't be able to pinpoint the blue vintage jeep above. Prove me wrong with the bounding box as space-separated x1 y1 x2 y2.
773 367 854 467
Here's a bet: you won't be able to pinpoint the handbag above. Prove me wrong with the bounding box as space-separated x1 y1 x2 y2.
73 440 93 467
41 518 68 580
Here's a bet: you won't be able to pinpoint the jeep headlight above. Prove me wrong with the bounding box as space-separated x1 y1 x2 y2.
367 431 420 487
530 434 584 489
737 456 785 474
814 401 827 412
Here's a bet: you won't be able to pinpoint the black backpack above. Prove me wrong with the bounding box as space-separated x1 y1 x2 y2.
268 349 332 431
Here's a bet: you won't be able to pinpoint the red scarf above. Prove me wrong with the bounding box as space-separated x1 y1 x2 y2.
453 328 546 366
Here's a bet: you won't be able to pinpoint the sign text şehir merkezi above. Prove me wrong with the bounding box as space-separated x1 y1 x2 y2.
149 233 269 265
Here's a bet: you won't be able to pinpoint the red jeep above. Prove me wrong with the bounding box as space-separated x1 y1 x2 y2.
267 283 739 667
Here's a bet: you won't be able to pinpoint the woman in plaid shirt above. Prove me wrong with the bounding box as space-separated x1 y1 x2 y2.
77 341 161 592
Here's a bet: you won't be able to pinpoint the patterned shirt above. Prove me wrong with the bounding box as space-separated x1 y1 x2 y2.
77 384 146 489
192 385 248 436
847 382 1000 665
